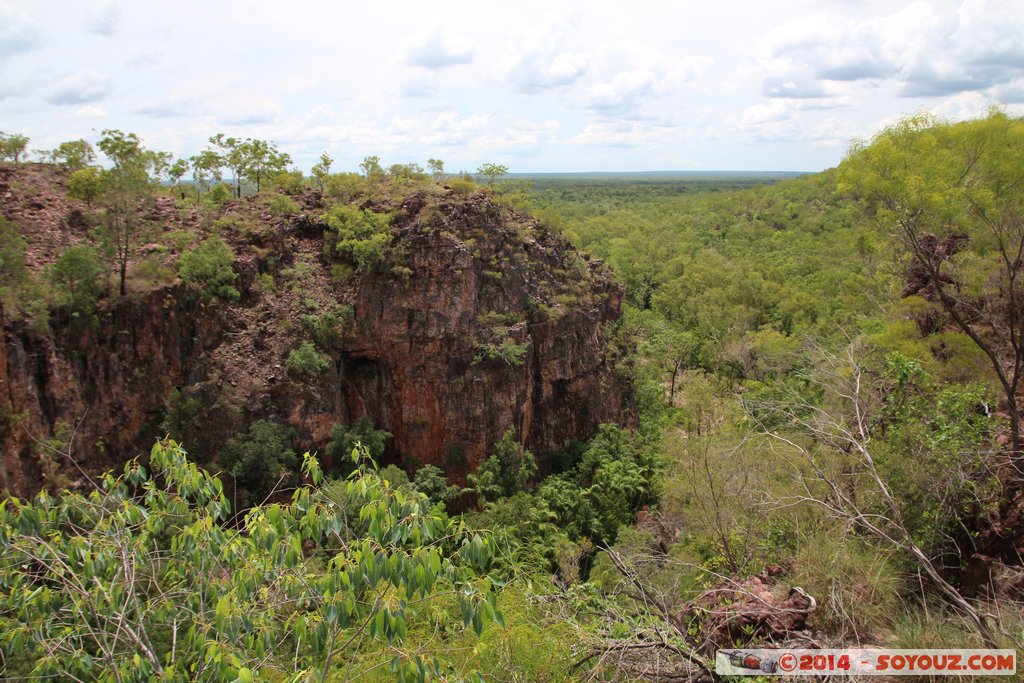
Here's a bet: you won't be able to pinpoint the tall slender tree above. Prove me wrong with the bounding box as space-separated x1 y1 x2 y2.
97 130 154 296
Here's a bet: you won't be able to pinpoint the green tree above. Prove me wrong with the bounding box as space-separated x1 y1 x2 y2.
145 149 173 184
388 163 425 180
467 428 537 505
45 139 95 170
243 138 291 193
427 158 445 179
208 135 291 195
177 235 239 301
209 133 247 197
0 440 503 680
66 166 105 208
326 415 392 464
0 218 42 322
49 244 104 320
221 419 298 505
189 149 223 199
477 163 509 184
0 132 29 163
311 152 333 192
97 128 143 167
359 155 384 179
167 158 189 199
413 464 459 506
839 109 1024 478
322 204 393 269
747 341 999 646
286 340 331 377
97 129 155 296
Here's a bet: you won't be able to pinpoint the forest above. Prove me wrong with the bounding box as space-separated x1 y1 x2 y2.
1 110 1023 680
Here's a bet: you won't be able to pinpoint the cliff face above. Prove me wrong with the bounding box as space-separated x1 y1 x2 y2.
0 291 229 492
1 165 633 495
337 192 630 476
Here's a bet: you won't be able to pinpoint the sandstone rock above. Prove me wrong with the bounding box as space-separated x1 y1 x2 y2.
1 164 634 494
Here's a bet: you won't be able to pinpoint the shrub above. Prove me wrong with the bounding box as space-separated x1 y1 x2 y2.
285 341 331 377
129 252 176 290
412 464 460 506
177 236 239 301
0 440 504 679
254 272 275 293
378 464 411 489
467 428 537 504
267 195 300 216
324 172 369 202
221 420 298 506
66 167 104 207
322 205 393 269
325 415 391 464
205 182 231 205
161 387 205 444
473 339 529 366
0 218 48 326
268 170 304 195
299 304 353 349
49 244 104 321
449 178 476 195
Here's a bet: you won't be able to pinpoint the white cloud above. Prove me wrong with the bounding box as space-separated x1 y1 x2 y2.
758 0 1024 101
73 104 107 119
400 78 438 99
931 91 1024 120
45 71 112 105
762 71 835 99
564 47 709 116
404 31 474 70
135 96 202 118
506 48 588 93
988 78 1024 104
1 0 1023 172
0 3 41 60
87 0 121 37
568 120 677 147
711 100 805 142
212 95 281 126
809 116 863 147
573 71 655 112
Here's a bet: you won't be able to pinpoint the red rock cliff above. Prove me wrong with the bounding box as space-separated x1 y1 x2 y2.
0 165 634 494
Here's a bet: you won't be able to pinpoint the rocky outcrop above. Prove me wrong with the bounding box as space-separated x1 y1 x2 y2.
675 568 817 653
331 192 631 476
1 166 634 495
1 290 230 493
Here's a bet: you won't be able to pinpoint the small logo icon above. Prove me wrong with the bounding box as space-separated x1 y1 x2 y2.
727 651 779 674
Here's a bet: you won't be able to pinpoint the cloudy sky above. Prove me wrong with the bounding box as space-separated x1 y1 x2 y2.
1 0 1023 173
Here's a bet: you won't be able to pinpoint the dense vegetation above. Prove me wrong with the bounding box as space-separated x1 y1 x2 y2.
3 110 1024 680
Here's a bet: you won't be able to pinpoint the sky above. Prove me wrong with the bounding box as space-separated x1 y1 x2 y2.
1 0 1023 173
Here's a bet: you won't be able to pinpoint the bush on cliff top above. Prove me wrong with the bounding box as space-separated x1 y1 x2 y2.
177 235 239 301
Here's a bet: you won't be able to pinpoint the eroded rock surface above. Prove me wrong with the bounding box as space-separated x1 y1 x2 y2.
1 164 634 494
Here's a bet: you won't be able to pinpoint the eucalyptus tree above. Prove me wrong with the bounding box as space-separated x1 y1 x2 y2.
45 138 96 170
311 152 333 192
0 132 29 162
189 149 223 199
97 129 156 296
